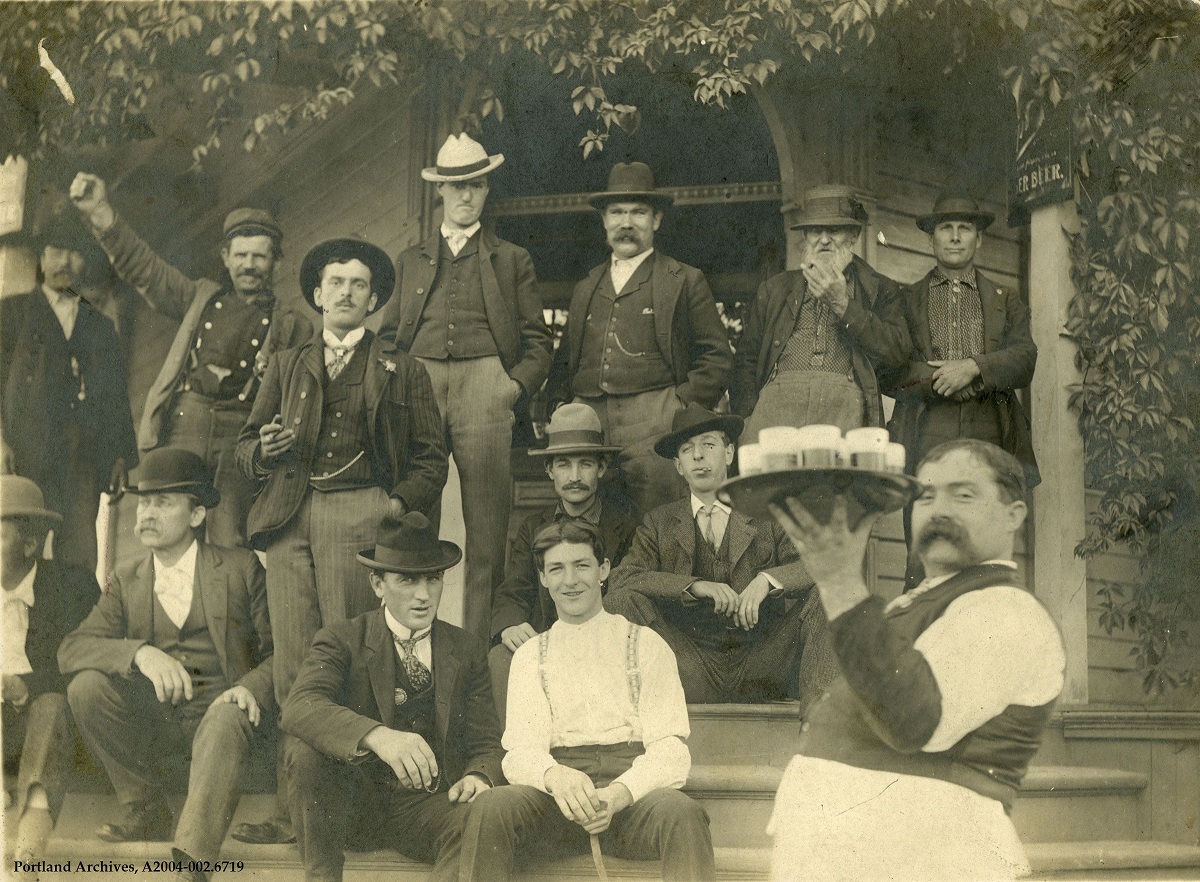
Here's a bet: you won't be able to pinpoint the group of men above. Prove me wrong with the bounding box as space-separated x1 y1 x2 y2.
2 128 1062 881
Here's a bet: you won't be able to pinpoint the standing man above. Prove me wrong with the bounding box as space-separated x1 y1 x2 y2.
281 512 502 882
0 212 138 571
606 403 836 707
730 184 908 439
765 440 1065 880
550 161 733 518
58 448 273 882
379 133 553 640
487 402 640 723
70 172 313 549
460 520 715 882
2 476 100 867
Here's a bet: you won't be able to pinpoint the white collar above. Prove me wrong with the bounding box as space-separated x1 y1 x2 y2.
5 561 37 609
384 606 432 642
689 494 731 519
41 283 78 308
323 327 366 350
610 247 654 268
441 222 481 241
153 539 199 578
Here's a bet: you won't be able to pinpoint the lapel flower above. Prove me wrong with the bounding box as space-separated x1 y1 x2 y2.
379 358 397 374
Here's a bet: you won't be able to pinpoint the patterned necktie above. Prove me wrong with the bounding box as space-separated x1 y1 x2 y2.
395 631 432 691
327 345 351 380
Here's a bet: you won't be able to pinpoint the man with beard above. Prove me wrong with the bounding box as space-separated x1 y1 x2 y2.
764 439 1065 881
730 184 908 440
0 212 137 571
70 172 313 549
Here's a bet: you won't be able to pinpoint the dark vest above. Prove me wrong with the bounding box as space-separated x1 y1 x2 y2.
393 647 439 766
574 256 674 398
408 236 498 360
798 565 1057 812
182 291 274 401
309 344 375 491
150 584 228 700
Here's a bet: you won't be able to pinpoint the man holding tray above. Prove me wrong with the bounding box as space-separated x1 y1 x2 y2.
604 404 837 707
764 439 1065 880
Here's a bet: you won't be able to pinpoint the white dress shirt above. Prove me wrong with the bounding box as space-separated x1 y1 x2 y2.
441 222 481 257
323 327 366 369
503 610 691 802
610 247 654 294
153 541 198 629
3 564 37 676
42 285 79 339
384 607 433 672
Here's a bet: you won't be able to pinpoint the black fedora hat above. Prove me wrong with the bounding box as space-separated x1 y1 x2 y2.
357 512 463 574
127 448 220 508
588 162 674 211
654 402 744 459
916 192 995 233
300 238 395 314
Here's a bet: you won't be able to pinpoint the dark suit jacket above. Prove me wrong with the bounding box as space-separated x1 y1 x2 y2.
57 543 274 713
16 559 100 700
0 290 138 480
281 611 503 787
730 256 908 428
234 332 447 548
381 229 553 398
549 252 733 409
880 268 1039 484
489 502 640 640
607 497 810 629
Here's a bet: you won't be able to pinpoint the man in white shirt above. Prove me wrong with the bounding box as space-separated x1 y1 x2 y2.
459 520 714 882
765 439 1065 881
58 448 273 882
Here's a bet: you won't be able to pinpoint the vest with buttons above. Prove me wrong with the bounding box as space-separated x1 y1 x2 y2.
150 585 229 700
182 291 274 400
408 236 498 360
574 255 674 398
393 649 439 766
309 344 375 490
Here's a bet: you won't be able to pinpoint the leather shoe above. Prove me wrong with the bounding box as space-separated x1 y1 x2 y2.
95 802 172 842
230 819 295 845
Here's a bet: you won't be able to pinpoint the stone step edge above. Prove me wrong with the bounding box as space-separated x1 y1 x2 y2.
687 701 802 721
1020 765 1149 795
1025 840 1200 871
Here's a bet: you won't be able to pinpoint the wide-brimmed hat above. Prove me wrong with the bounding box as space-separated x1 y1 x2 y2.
789 184 869 230
357 512 463 574
223 207 283 244
0 476 62 525
300 238 395 313
421 134 504 183
654 402 744 459
529 403 621 458
916 192 995 233
126 448 220 508
588 162 674 211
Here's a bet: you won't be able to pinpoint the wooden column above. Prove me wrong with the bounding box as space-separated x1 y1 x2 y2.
1029 199 1089 705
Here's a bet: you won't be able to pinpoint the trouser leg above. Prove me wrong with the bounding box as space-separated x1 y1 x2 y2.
607 787 715 882
286 736 354 882
739 590 838 709
458 784 584 882
604 591 722 703
10 693 75 822
264 497 323 709
381 788 472 882
487 643 514 727
308 487 388 625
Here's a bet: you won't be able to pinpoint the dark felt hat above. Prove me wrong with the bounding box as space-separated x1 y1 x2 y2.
915 192 995 233
357 512 463 574
36 210 93 253
127 448 220 508
654 402 744 459
222 208 283 243
0 476 62 525
789 184 869 230
528 403 621 457
300 238 395 313
588 162 674 211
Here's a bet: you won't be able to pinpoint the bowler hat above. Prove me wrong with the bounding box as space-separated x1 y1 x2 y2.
127 448 220 508
36 211 93 254
357 512 463 574
300 238 395 313
915 192 995 233
0 476 62 525
223 208 283 243
529 403 621 458
654 402 744 459
421 134 505 183
789 185 869 230
588 162 674 211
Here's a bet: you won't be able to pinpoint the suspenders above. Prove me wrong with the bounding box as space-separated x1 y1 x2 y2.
537 621 642 721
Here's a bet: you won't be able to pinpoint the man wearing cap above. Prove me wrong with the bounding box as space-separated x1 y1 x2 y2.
70 172 313 549
730 184 908 439
281 512 502 882
2 476 100 868
58 448 273 881
0 210 138 571
378 133 553 641
487 402 639 723
550 162 733 518
605 404 837 707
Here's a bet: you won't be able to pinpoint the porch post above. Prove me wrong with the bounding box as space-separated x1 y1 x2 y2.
1029 200 1089 705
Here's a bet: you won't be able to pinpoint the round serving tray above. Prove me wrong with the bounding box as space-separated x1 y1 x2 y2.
717 468 922 524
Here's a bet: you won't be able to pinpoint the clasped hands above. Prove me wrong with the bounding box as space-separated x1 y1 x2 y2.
927 358 981 399
688 573 772 630
363 727 489 803
544 764 633 834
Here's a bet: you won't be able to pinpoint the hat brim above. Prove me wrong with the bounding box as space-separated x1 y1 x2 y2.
300 239 395 314
789 214 864 231
127 483 220 508
356 541 463 574
588 191 674 210
916 211 995 233
421 155 505 183
1 507 63 525
528 444 623 458
654 414 745 459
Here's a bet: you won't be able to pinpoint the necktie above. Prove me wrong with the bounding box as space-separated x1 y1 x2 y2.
327 346 351 380
697 505 719 549
395 631 432 691
446 231 469 256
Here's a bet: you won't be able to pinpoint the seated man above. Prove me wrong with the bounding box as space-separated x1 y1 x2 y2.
766 440 1065 880
280 512 502 882
460 521 714 882
606 403 837 706
58 448 273 882
488 402 639 723
2 477 100 868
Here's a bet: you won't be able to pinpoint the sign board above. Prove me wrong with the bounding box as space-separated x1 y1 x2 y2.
1010 97 1073 219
